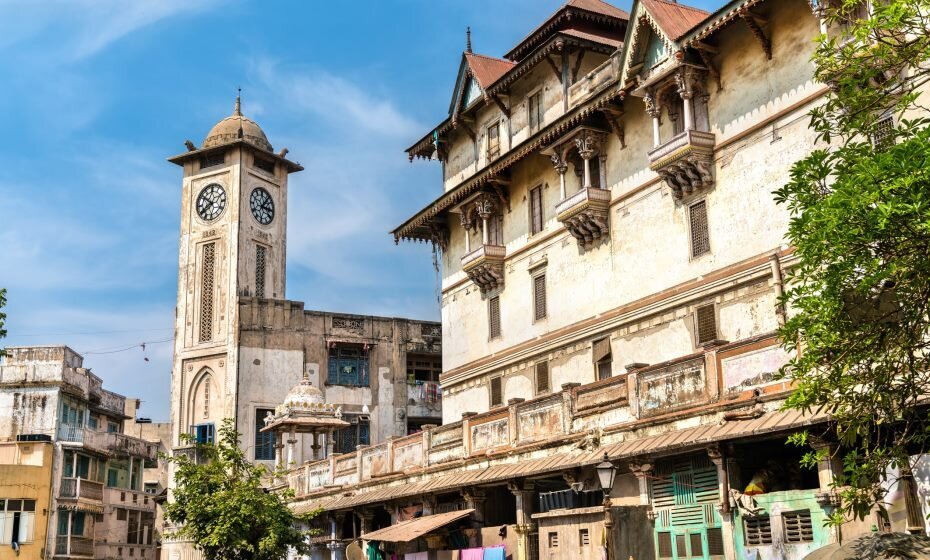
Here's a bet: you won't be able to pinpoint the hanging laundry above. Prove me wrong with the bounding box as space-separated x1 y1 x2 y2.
426 381 440 403
461 548 484 560
404 552 428 560
482 545 505 560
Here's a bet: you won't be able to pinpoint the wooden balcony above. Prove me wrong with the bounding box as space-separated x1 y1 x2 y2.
58 426 158 464
556 187 612 247
58 477 104 512
461 244 506 294
647 129 716 199
55 535 95 557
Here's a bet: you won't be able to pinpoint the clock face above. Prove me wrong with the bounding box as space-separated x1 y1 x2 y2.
196 184 226 221
250 187 275 225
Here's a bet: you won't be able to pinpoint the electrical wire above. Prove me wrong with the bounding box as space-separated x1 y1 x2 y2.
81 337 173 356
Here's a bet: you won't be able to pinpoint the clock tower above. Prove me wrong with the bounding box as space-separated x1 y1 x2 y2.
166 95 303 456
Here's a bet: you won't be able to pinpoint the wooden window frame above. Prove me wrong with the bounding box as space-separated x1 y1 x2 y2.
254 407 275 461
528 89 543 132
529 184 544 236
688 199 711 259
488 296 502 340
532 272 547 322
489 375 503 407
535 360 550 395
486 121 501 160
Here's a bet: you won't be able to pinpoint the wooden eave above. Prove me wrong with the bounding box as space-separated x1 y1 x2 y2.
393 80 625 243
680 0 767 48
167 139 304 173
505 5 629 62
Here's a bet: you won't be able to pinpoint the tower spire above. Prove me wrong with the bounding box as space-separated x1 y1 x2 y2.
234 87 242 116
466 27 472 53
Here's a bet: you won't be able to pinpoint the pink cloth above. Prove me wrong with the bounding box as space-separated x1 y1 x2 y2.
461 549 484 560
404 553 428 560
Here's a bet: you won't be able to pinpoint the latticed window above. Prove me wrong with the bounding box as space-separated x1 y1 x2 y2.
533 274 547 321
535 361 549 394
203 381 210 419
695 303 717 346
327 345 370 386
254 408 275 461
334 419 370 454
783 510 814 543
872 115 894 151
529 185 544 235
255 244 267 298
744 515 773 546
689 200 710 258
529 91 544 132
489 376 503 407
488 296 501 339
547 532 559 548
199 243 216 343
487 122 500 159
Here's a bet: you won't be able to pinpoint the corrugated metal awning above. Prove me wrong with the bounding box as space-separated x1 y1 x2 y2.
362 509 474 542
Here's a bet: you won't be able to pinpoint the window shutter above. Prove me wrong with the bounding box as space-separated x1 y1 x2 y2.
490 376 503 407
743 516 773 546
488 297 501 339
872 115 894 151
707 527 724 555
533 274 547 321
535 361 549 394
255 244 267 298
689 200 710 258
199 243 216 342
783 510 814 543
695 304 717 345
530 186 543 235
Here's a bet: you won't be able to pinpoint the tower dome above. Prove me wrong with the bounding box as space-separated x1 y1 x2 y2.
202 94 273 152
282 376 325 408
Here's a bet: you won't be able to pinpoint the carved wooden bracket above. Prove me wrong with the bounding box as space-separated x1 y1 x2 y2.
599 106 626 148
490 94 510 118
571 49 586 83
739 9 772 60
693 43 723 92
487 178 511 213
545 55 562 81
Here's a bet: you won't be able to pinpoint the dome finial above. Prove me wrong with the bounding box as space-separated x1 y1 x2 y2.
466 27 472 53
234 87 242 116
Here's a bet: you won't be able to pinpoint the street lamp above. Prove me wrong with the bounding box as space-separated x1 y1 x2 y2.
595 453 618 560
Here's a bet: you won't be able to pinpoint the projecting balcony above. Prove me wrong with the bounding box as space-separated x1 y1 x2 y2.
556 187 611 247
461 244 506 294
55 536 95 558
647 129 716 200
173 445 210 465
58 425 158 465
59 477 104 503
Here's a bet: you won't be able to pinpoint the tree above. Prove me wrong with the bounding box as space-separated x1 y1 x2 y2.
165 419 319 560
775 0 930 523
0 288 7 358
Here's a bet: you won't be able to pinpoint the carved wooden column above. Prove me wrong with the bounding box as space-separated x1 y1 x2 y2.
475 196 496 246
676 69 695 132
461 211 473 254
550 151 569 201
358 510 376 558
644 94 661 148
708 446 736 560
575 131 600 190
509 481 537 560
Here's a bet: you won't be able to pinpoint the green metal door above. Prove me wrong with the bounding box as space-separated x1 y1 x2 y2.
652 454 725 560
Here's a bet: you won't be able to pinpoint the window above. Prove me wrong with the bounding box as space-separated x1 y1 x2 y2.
872 115 894 151
689 200 710 258
407 355 441 383
783 510 814 543
695 303 718 346
199 152 224 170
689 533 704 557
487 122 500 159
489 376 503 407
87 416 98 430
199 242 216 342
533 274 547 321
657 532 673 558
327 345 370 387
488 296 501 339
107 460 130 489
593 337 612 380
744 515 773 546
579 528 590 546
0 499 36 545
143 483 158 495
528 91 543 132
535 361 550 394
191 423 215 445
254 156 275 175
203 380 210 419
116 508 127 521
529 185 544 235
707 527 724 555
107 422 118 433
255 244 267 298
334 418 370 454
548 532 559 548
127 509 141 544
254 408 275 461
488 213 503 246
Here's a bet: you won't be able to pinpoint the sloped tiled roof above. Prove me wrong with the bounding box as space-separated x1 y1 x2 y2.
567 0 629 19
464 52 516 90
560 28 623 49
505 0 629 61
641 0 711 40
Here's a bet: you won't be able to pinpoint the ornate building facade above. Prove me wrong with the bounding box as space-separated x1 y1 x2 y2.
283 0 930 559
163 99 442 559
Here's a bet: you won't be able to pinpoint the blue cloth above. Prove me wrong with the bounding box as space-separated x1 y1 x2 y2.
482 546 505 560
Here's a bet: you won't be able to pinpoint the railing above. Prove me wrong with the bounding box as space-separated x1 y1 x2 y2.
647 129 716 166
284 336 791 498
55 536 95 557
461 244 506 269
58 425 158 462
568 56 619 109
556 186 611 218
173 445 209 465
59 477 104 501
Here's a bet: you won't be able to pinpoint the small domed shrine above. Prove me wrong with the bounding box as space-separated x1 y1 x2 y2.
261 374 349 469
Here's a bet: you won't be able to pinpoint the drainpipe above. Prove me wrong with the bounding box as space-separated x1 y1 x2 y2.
769 252 786 327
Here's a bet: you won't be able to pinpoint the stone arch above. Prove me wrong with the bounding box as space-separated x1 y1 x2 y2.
188 368 217 428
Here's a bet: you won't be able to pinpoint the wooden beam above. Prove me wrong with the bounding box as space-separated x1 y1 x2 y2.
692 41 719 54
695 48 723 92
544 55 562 81
490 95 510 118
571 49 586 83
739 8 772 60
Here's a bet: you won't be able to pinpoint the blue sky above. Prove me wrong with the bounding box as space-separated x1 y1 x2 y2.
0 0 720 421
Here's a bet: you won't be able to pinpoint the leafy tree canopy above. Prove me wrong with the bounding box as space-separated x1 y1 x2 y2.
776 0 930 523
165 419 318 560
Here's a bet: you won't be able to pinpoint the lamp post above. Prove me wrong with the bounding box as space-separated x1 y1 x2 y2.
596 453 618 560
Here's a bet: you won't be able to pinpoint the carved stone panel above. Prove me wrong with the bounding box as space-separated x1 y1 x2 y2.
516 397 564 441
470 416 509 453
722 345 790 393
638 358 706 416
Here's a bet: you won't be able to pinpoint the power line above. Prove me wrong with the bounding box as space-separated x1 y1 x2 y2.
81 337 174 356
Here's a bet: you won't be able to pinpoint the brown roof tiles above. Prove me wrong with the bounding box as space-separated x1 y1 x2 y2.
641 0 711 40
463 52 516 90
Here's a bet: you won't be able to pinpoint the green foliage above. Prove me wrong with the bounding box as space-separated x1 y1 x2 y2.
775 0 930 523
165 419 319 560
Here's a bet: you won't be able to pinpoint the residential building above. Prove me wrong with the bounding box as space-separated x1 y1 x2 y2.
162 97 441 559
283 0 930 559
123 399 172 558
0 346 159 560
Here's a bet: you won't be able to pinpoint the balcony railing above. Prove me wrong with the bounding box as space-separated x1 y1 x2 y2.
555 187 612 247
461 244 506 293
55 536 95 557
57 425 157 463
59 477 104 501
647 129 716 199
173 445 210 465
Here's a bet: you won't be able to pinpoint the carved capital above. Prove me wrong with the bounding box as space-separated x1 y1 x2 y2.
574 131 603 160
474 194 497 220
706 444 725 467
550 153 569 175
628 462 653 479
643 93 660 118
